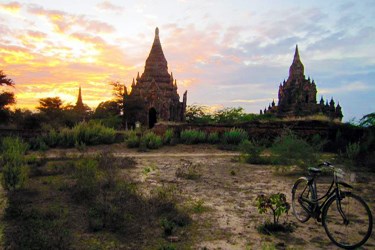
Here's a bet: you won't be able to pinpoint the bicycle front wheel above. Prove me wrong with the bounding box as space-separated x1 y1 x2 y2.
322 192 373 249
292 177 312 223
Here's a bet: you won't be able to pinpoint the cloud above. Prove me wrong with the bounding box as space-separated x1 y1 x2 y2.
0 1 21 13
27 4 115 34
96 1 124 13
319 81 373 95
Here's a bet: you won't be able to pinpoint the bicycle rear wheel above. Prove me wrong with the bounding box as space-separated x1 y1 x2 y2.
292 177 312 223
322 192 373 249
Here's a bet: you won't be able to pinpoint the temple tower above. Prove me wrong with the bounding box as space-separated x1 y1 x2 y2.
124 27 187 128
264 45 343 120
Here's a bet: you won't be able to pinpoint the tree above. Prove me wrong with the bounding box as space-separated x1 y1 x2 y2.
37 97 63 113
359 113 375 128
0 70 14 87
93 101 121 119
0 70 15 124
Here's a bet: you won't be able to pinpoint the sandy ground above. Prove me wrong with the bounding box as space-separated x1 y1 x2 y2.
46 144 375 249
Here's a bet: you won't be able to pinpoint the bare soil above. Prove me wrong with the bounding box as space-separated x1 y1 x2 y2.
23 144 375 249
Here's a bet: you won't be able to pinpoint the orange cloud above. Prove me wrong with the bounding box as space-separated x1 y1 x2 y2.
0 1 21 13
27 4 115 34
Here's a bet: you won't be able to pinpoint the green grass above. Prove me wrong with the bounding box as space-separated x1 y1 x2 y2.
180 129 206 144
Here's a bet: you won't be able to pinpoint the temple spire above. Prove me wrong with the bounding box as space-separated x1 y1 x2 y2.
288 44 305 80
294 45 300 62
76 86 83 108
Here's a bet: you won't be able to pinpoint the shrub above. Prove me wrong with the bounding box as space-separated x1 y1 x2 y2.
73 158 99 201
44 129 60 147
207 132 220 144
240 140 266 164
1 137 29 191
72 120 116 145
270 130 318 168
4 205 71 249
126 131 140 148
28 137 49 151
175 160 201 180
180 129 206 144
345 142 361 161
163 128 174 145
221 128 248 145
140 132 163 149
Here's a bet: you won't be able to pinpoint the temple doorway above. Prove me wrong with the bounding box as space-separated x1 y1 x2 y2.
149 108 157 128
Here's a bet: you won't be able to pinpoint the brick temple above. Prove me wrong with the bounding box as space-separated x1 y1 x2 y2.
262 45 343 121
124 27 187 128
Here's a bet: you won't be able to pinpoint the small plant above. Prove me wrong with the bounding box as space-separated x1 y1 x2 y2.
180 129 206 144
158 243 177 250
1 137 29 191
255 193 290 226
160 217 175 236
163 128 174 145
207 132 220 144
192 199 207 213
221 128 248 145
175 160 201 180
73 158 99 201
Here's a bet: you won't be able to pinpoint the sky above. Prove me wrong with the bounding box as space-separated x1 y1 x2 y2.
0 0 374 121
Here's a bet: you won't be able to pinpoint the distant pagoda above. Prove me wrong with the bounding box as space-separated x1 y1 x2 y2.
75 86 85 111
124 27 187 128
262 45 343 121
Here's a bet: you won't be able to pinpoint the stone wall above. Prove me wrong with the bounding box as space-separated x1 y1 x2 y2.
153 120 364 147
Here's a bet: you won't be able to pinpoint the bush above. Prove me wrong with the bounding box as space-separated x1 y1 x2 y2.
73 158 99 201
270 130 318 168
126 131 140 148
4 205 71 249
345 142 361 161
140 132 163 149
240 140 266 164
163 128 174 145
71 120 116 146
221 128 248 145
207 132 220 144
1 137 29 191
180 129 206 144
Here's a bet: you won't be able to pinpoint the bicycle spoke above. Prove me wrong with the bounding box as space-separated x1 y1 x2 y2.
323 193 372 249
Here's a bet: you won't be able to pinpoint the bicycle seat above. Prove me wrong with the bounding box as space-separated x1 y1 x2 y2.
308 167 322 174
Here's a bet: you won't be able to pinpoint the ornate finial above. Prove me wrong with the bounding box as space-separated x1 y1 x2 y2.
155 27 159 37
136 72 140 80
131 78 135 86
294 44 299 59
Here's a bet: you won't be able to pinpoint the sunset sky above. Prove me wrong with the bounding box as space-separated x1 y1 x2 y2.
0 0 374 121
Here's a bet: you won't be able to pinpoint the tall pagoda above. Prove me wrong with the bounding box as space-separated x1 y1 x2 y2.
263 45 343 120
124 27 187 128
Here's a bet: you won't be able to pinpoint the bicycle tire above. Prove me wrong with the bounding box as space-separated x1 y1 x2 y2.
322 192 373 249
292 177 312 223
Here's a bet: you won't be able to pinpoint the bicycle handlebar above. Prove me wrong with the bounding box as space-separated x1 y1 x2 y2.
318 161 332 167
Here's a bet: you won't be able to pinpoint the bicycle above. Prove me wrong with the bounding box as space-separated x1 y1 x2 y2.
291 161 373 249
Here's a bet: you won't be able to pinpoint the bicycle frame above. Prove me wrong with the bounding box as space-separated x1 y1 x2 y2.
298 172 353 221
